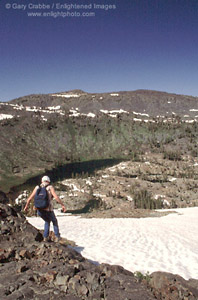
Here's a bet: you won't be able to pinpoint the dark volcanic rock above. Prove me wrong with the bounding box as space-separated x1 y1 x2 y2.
0 190 9 204
149 272 198 300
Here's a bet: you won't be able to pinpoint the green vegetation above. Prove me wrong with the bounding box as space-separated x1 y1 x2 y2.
1 111 198 193
133 190 163 209
134 271 151 283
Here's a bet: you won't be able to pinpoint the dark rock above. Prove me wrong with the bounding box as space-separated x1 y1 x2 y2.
149 272 198 300
0 190 9 204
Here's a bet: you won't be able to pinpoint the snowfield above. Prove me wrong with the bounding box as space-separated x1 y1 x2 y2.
27 207 198 280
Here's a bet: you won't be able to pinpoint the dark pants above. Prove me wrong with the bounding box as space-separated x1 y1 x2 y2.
37 210 60 238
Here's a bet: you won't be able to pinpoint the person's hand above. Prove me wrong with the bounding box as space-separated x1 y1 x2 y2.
61 205 67 213
24 205 28 212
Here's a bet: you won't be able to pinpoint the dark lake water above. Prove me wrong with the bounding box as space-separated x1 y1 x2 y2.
10 158 123 196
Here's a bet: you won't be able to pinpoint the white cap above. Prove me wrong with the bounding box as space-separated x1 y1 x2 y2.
41 176 50 183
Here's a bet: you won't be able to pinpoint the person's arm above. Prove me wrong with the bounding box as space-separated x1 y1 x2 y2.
50 186 67 212
24 187 37 212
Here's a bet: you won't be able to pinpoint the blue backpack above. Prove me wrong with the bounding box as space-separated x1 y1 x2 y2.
34 185 49 209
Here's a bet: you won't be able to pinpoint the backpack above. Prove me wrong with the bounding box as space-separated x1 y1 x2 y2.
34 185 49 209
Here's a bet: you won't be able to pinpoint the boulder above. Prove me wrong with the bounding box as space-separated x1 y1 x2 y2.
149 272 198 300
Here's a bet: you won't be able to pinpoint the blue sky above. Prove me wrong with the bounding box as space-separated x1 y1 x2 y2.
1 0 198 101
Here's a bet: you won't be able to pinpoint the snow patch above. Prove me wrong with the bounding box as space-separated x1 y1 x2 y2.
168 177 177 182
133 111 149 117
28 207 198 280
0 114 14 120
87 113 96 118
48 105 61 110
51 94 80 98
110 93 119 96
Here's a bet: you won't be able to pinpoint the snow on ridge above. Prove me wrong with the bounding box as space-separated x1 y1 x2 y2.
110 93 119 96
168 177 177 182
26 107 40 112
13 105 24 110
133 118 142 122
69 109 80 117
87 112 96 118
189 109 198 112
51 94 80 98
0 102 25 110
100 109 129 117
41 115 47 121
24 106 65 116
185 120 196 123
0 114 14 120
69 109 96 118
133 111 149 117
47 105 61 110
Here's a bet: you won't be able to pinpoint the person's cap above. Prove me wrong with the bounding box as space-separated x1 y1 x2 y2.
41 176 50 183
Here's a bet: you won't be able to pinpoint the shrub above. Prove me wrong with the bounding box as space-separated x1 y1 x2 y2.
134 271 151 283
133 189 163 209
163 150 182 161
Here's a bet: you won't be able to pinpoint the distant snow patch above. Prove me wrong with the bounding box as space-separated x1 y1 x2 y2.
185 120 195 123
85 180 92 186
51 94 80 98
41 115 47 121
168 177 177 182
26 107 39 112
48 105 61 110
133 111 149 117
100 109 129 117
127 195 133 201
87 113 96 118
13 104 24 110
102 175 109 178
110 93 119 96
189 109 198 111
0 114 13 120
69 109 80 117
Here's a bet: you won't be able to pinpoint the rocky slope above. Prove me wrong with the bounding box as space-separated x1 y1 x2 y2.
21 151 196 216
1 199 198 300
1 89 198 194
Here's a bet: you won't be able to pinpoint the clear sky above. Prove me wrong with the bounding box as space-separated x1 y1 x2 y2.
1 0 198 101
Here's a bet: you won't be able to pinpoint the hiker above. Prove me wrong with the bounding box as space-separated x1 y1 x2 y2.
24 175 66 242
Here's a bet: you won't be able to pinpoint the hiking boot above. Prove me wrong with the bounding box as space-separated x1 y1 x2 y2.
43 237 50 242
54 236 61 243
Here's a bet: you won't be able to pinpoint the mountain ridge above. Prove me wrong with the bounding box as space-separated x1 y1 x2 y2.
1 89 198 193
